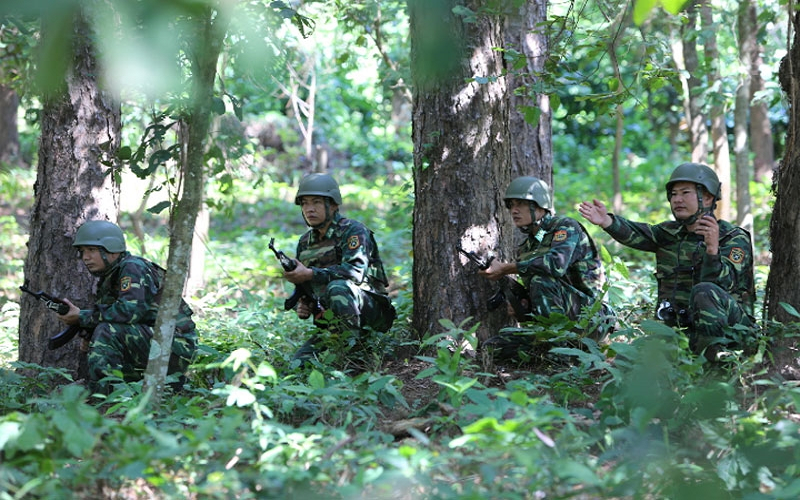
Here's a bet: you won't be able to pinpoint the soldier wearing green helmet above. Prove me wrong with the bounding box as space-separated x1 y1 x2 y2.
281 173 396 367
56 220 198 393
476 176 615 360
579 162 757 361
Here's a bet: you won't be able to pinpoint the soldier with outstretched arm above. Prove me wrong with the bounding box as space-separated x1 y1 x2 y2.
578 162 757 361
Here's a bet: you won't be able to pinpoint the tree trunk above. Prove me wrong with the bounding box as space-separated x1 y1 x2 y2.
0 83 20 165
681 1 709 163
767 10 800 379
504 0 551 184
409 0 548 343
749 4 775 184
701 2 732 221
734 0 753 234
18 9 120 378
143 4 229 404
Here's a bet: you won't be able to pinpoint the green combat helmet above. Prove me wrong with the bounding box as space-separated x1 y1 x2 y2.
665 163 721 225
72 220 126 253
665 162 721 200
295 173 343 205
504 176 553 212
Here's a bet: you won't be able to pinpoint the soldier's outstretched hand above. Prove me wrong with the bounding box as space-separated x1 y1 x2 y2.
578 199 612 228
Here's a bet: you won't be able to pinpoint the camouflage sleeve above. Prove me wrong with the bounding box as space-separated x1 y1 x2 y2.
78 259 160 328
603 214 661 252
698 226 752 293
310 222 370 285
517 218 582 278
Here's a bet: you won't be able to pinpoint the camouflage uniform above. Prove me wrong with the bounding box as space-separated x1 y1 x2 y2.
517 214 609 320
292 212 395 361
78 252 198 393
602 214 756 352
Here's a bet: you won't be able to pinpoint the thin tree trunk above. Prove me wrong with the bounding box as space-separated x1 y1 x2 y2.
143 4 230 404
0 84 19 165
701 2 732 221
735 0 754 234
681 2 709 163
749 4 775 183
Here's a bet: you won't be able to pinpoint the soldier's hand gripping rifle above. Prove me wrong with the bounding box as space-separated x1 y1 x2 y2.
457 246 531 321
19 285 83 350
269 238 323 316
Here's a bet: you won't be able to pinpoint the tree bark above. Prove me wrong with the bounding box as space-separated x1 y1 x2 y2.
409 0 549 342
767 10 800 379
504 0 551 184
18 8 120 378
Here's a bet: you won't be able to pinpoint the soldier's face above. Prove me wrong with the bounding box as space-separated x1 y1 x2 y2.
300 196 337 227
507 199 533 228
668 182 700 219
77 246 119 273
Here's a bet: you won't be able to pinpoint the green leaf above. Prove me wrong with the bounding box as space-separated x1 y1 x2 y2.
308 369 325 389
632 0 658 26
211 97 225 116
147 200 171 215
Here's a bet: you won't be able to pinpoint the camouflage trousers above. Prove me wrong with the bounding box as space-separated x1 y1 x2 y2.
686 282 757 357
485 274 615 362
87 322 198 394
294 279 395 362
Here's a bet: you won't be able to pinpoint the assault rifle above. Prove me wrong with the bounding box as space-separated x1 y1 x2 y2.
19 285 82 350
268 238 323 315
457 246 531 321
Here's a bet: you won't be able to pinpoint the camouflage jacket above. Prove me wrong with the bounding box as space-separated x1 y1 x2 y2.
516 214 607 298
296 212 389 296
78 252 195 333
603 215 755 316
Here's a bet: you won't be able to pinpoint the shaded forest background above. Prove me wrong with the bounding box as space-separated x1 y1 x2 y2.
2 0 800 498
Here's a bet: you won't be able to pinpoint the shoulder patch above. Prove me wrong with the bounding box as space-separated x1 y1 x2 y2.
120 276 132 292
553 230 568 242
728 247 745 264
347 234 361 250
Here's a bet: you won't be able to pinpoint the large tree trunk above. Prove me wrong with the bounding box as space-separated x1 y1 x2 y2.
768 10 800 379
18 9 120 378
409 0 549 343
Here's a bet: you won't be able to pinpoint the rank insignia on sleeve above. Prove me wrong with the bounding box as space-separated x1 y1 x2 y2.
120 276 132 292
728 247 745 264
347 235 361 250
553 230 568 242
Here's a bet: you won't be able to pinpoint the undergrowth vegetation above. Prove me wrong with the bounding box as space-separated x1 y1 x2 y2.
2 163 799 499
